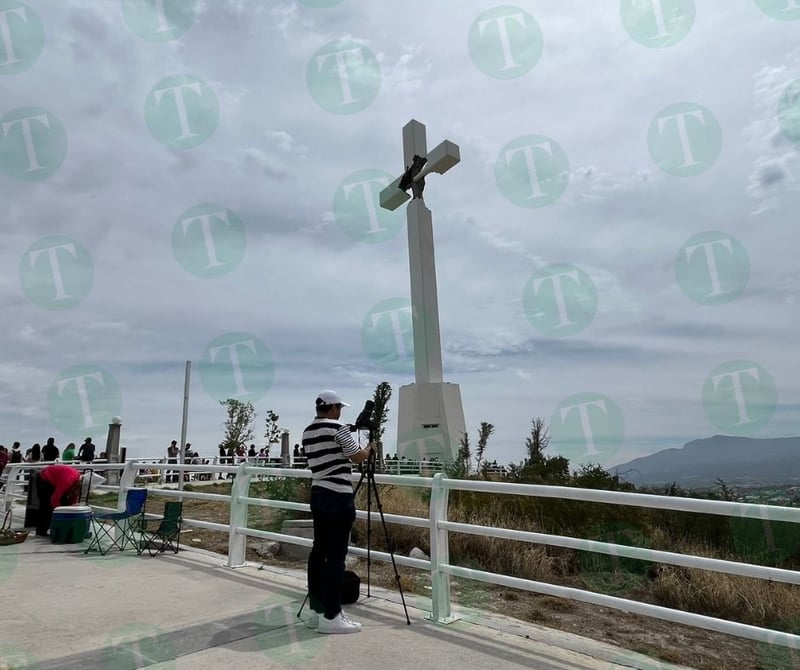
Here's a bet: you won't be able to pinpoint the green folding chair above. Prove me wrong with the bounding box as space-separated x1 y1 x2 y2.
85 488 147 555
137 501 183 557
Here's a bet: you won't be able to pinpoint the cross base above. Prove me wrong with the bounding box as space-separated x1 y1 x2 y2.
396 382 467 464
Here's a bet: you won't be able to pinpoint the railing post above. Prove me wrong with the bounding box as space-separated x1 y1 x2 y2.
2 465 19 511
227 462 251 568
117 461 138 511
428 473 457 624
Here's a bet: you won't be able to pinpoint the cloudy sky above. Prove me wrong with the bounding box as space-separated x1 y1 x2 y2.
1 0 798 471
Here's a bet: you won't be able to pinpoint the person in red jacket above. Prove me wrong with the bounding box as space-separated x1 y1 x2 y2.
35 464 82 536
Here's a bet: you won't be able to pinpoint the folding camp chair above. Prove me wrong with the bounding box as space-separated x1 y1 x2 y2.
137 501 182 557
84 488 147 555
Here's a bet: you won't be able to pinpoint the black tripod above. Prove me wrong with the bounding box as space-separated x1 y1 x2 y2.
353 442 411 625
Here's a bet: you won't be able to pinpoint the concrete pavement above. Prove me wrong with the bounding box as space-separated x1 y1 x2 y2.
0 519 696 669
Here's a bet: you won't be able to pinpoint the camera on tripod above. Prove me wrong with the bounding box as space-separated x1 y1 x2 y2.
350 400 377 442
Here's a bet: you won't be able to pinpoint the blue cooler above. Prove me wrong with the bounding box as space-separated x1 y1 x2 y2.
51 506 93 544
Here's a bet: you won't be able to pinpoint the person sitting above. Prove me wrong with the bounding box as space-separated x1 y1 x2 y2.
26 443 41 463
62 442 76 462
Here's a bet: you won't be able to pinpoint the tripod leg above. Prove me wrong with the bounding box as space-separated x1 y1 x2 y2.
368 471 411 625
366 473 372 598
296 593 309 619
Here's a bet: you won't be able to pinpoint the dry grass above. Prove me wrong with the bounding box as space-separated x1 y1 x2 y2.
352 482 800 638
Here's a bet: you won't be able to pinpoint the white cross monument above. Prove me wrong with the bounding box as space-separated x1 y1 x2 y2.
380 119 467 464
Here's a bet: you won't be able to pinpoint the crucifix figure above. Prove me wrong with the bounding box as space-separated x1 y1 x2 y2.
380 119 466 464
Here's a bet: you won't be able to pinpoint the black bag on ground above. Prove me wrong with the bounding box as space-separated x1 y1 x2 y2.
341 570 361 604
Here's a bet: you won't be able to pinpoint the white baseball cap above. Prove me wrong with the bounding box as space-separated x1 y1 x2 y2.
315 390 350 407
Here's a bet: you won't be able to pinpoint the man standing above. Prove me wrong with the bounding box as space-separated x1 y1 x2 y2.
42 437 59 462
217 443 226 479
167 440 179 483
302 390 373 634
77 438 95 463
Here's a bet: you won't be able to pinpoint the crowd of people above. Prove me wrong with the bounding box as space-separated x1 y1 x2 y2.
0 437 100 478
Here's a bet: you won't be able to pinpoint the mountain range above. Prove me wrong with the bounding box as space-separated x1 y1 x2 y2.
609 435 800 488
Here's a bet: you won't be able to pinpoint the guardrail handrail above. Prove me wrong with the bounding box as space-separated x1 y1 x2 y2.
2 460 797 651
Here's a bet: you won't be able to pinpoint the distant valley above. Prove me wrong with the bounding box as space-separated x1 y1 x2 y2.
609 435 800 488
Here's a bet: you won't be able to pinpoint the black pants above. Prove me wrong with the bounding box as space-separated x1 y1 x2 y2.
35 474 70 536
307 487 356 620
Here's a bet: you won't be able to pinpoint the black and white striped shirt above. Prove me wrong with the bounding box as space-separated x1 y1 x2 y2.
302 418 361 494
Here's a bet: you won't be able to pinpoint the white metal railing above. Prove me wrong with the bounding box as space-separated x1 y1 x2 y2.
3 460 798 652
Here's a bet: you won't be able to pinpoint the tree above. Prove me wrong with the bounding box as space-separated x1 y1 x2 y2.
714 478 735 501
475 421 494 474
524 417 550 465
264 409 284 450
509 417 569 485
371 381 392 466
219 399 255 455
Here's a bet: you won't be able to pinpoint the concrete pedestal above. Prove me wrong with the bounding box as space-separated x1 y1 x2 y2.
396 381 466 462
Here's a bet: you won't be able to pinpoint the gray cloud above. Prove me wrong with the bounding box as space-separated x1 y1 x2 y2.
0 1 797 469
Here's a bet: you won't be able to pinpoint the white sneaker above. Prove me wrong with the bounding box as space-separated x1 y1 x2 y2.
306 612 320 629
340 612 362 631
318 612 362 634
